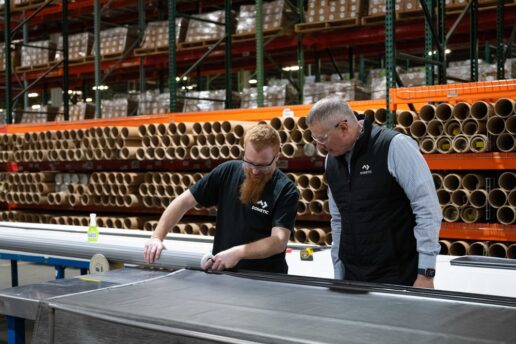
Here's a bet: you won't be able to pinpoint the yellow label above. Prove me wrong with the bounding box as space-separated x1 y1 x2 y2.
87 226 99 242
475 141 485 148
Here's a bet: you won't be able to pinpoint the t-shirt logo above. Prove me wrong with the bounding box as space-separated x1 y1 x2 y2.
360 164 373 175
252 200 270 215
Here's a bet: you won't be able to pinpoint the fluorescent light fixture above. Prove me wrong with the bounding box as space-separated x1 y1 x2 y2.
248 79 257 84
282 65 300 72
31 104 41 110
28 92 39 98
86 98 93 102
92 85 109 91
445 49 451 54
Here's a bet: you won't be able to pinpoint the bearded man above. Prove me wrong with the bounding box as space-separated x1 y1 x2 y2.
144 123 299 273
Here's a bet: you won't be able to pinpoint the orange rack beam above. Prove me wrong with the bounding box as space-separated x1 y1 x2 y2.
424 152 516 170
389 79 516 111
5 99 425 134
440 222 516 242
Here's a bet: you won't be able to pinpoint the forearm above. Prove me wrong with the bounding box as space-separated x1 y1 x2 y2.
152 191 196 240
237 234 288 260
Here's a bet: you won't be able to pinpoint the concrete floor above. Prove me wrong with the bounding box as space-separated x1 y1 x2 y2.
0 260 81 344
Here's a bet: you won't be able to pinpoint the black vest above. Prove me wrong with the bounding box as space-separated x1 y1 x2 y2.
326 118 417 285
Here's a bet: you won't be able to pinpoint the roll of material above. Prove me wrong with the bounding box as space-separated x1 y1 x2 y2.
0 228 207 270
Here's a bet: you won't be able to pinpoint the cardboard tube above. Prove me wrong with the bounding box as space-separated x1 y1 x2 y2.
294 228 310 243
282 143 304 158
165 147 175 160
460 206 484 223
229 145 243 159
443 174 462 192
308 228 327 245
494 98 515 118
283 117 297 131
452 102 471 120
298 175 311 189
486 116 506 135
488 189 507 208
155 147 166 160
324 231 332 246
507 244 516 259
461 118 486 135
499 172 516 192
185 223 201 235
198 146 210 160
443 205 460 222
136 148 146 160
120 147 138 160
469 134 490 153
309 175 326 191
444 119 461 137
289 129 303 144
449 240 470 256
497 206 515 225
470 189 488 208
432 173 443 190
297 201 309 216
471 101 494 120
435 103 453 121
437 189 450 205
409 120 427 138
393 126 408 135
224 132 237 145
488 243 508 258
189 146 201 160
373 108 386 125
468 241 488 256
177 122 193 135
462 173 485 191
506 115 516 134
219 145 231 159
209 146 220 160
270 117 283 130
427 119 444 137
451 189 469 208
397 110 418 128
419 104 435 122
124 195 141 207
419 137 436 154
180 134 195 148
439 240 452 255
451 135 470 153
496 133 515 152
308 200 325 215
435 136 453 154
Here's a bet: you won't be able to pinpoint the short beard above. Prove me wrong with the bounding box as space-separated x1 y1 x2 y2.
239 168 273 205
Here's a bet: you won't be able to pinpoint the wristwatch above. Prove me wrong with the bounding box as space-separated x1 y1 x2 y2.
418 268 436 278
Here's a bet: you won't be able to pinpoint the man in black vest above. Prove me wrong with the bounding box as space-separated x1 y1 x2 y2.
307 97 441 288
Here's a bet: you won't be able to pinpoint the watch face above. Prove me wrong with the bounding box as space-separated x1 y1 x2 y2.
425 269 436 278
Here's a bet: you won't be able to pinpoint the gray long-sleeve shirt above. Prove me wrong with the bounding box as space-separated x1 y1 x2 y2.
328 133 442 279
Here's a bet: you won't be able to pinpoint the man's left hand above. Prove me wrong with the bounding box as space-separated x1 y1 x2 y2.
204 246 244 271
413 275 434 289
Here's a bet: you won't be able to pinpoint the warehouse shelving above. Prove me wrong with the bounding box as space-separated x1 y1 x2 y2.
2 1 514 123
440 222 516 242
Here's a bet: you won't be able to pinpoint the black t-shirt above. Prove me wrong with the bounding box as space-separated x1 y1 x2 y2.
189 160 299 273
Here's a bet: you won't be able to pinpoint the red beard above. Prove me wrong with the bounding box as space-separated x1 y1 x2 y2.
239 167 273 204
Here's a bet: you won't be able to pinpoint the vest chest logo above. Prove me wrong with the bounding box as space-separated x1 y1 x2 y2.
252 200 270 215
360 164 373 175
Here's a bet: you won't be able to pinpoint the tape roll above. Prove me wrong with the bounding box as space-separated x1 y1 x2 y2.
200 253 214 270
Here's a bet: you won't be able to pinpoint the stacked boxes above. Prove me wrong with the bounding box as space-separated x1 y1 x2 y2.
184 10 227 43
93 27 137 57
303 79 370 104
55 32 93 61
101 98 138 118
305 0 363 23
236 0 287 34
16 106 58 124
182 90 227 112
139 19 186 50
55 103 95 122
240 84 290 108
20 40 56 68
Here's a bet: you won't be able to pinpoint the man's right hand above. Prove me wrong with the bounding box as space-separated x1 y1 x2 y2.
144 237 166 264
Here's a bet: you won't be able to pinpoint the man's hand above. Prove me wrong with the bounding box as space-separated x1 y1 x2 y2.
203 246 244 271
413 274 434 289
144 237 166 264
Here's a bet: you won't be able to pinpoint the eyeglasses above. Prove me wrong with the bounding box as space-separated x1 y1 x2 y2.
311 120 347 145
242 155 276 171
